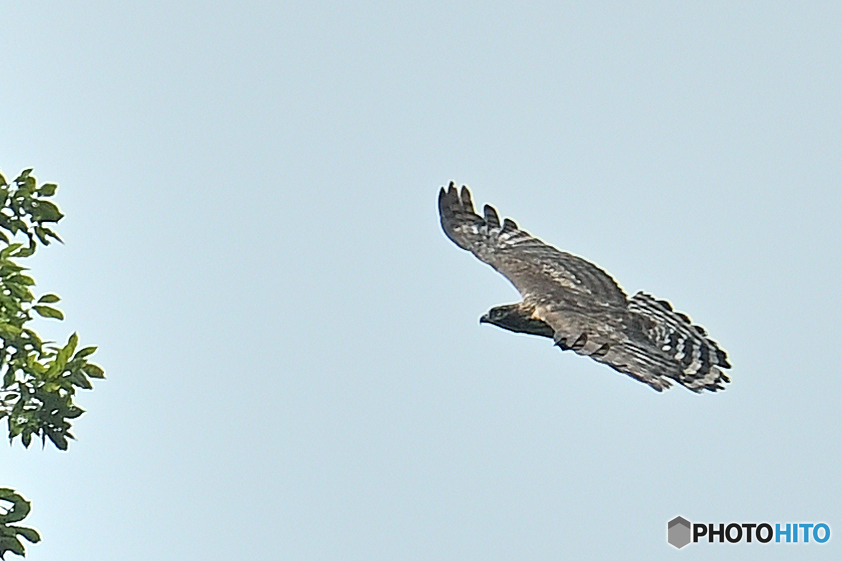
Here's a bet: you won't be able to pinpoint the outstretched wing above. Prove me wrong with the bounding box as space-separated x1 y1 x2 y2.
539 297 731 392
438 182 626 306
592 339 683 392
533 304 683 392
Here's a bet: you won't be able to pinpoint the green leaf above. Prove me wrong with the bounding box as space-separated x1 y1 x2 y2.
31 200 63 223
0 262 26 275
63 406 85 419
64 332 79 357
67 370 92 390
12 526 40 544
82 364 105 379
13 243 36 258
44 429 68 451
32 306 64 320
0 244 22 260
0 323 22 337
34 227 50 245
41 227 62 244
73 346 97 359
10 274 34 287
20 333 43 353
0 490 30 524
0 535 26 556
45 335 77 379
37 183 57 196
36 293 60 304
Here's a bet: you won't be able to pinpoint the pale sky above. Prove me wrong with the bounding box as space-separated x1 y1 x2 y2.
2 2 841 559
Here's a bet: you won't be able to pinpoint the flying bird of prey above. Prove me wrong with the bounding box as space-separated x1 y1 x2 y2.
438 182 731 392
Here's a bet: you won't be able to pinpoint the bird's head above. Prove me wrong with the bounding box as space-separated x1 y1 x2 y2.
480 303 555 338
480 305 514 326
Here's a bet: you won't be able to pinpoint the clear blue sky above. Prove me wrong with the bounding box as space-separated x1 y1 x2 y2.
3 2 840 559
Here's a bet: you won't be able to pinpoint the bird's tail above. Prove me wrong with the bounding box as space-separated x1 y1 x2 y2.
628 292 731 392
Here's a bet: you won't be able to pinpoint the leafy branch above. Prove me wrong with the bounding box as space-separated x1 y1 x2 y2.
0 169 105 558
0 490 39 560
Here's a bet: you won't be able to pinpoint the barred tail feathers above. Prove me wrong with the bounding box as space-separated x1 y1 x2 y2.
628 292 731 392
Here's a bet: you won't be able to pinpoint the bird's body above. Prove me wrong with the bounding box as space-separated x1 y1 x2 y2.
439 182 731 392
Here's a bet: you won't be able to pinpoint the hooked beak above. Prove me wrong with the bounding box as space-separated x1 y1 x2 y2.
479 313 490 324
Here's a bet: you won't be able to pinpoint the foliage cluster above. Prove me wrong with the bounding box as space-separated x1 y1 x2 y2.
0 169 104 558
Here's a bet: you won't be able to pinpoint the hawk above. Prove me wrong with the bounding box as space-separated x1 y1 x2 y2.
439 182 731 392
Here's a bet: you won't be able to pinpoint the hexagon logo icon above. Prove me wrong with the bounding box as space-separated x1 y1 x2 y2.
668 516 691 549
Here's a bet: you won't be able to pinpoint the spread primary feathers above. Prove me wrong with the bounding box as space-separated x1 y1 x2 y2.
439 182 731 392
